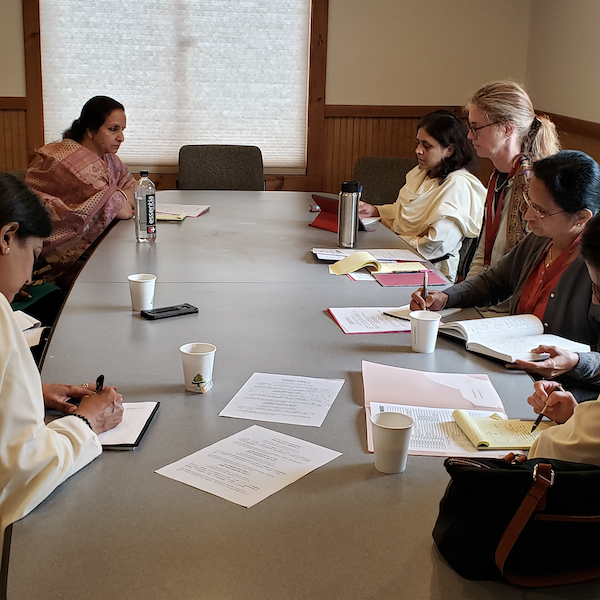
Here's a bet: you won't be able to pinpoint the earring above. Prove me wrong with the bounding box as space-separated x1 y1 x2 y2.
88 132 93 140
4 248 9 254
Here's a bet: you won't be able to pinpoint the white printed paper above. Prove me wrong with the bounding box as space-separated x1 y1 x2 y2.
312 248 419 262
156 425 342 507
156 203 209 217
370 402 509 458
328 307 410 334
219 372 344 427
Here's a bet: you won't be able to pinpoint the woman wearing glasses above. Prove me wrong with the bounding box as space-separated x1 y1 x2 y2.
527 215 600 465
465 80 560 277
410 151 600 356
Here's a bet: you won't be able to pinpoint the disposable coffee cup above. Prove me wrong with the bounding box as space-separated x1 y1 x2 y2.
371 411 414 474
409 310 442 353
180 343 217 393
128 273 156 311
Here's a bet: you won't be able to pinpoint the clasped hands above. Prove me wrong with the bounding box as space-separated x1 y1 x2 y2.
42 383 124 434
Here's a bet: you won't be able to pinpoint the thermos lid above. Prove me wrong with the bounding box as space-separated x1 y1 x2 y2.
341 181 359 193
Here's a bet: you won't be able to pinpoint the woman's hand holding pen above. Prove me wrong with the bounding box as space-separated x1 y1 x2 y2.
507 345 580 378
410 290 448 312
527 380 577 425
76 387 124 434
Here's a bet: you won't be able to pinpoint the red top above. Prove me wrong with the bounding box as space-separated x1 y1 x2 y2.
516 235 582 320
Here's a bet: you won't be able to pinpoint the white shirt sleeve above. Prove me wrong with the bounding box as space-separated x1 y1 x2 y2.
0 295 101 531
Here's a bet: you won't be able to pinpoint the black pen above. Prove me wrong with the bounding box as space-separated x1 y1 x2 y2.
531 383 564 433
421 271 428 310
96 374 105 393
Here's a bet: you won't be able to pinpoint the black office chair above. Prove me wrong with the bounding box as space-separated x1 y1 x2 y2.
352 157 418 205
456 236 479 281
178 145 265 190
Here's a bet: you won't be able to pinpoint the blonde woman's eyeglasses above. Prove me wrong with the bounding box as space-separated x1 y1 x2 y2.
467 121 499 138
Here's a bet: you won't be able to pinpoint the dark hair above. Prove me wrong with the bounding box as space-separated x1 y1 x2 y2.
581 213 600 271
417 110 476 182
532 150 600 215
0 173 51 239
63 96 125 143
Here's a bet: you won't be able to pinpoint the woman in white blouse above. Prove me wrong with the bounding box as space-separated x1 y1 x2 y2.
359 110 486 281
0 172 123 533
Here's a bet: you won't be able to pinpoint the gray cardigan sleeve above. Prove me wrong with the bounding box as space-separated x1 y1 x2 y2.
569 352 600 386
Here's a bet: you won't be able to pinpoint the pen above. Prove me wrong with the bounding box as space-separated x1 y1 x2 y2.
530 383 564 433
421 271 428 310
96 374 105 393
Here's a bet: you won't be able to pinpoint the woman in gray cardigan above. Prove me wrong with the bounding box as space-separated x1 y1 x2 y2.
411 151 600 389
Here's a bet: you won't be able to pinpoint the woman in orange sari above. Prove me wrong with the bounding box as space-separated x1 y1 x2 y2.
26 96 135 289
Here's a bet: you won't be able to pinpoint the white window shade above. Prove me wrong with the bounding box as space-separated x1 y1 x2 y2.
39 0 311 170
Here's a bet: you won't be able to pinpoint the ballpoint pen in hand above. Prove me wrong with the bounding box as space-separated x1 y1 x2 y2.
531 383 564 433
96 374 105 393
421 271 428 310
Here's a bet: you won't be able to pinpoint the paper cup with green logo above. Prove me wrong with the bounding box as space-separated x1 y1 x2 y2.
180 343 216 393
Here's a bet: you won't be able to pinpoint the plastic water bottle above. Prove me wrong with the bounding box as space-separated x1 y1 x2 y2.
134 171 157 242
338 181 360 248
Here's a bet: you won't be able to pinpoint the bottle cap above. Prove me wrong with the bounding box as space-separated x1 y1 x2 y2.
140 170 149 177
341 181 359 193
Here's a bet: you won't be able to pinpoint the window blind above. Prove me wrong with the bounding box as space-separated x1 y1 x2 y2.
39 0 311 170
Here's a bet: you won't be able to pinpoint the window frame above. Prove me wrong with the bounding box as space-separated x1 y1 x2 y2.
22 0 327 191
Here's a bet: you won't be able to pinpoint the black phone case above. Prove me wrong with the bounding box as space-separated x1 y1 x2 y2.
141 304 199 320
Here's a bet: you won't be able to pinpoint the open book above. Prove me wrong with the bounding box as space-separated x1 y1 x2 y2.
329 251 426 275
438 314 590 362
452 409 553 450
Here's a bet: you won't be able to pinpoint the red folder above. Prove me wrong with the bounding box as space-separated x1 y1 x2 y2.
309 194 339 232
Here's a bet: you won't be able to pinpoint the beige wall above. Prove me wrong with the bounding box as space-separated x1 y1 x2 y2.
526 0 600 123
0 0 26 97
325 0 531 106
2 1 600 124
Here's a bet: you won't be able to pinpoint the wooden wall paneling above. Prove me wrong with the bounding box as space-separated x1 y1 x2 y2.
0 112 5 171
0 109 30 171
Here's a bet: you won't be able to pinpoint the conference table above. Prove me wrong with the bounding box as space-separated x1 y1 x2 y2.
7 191 596 599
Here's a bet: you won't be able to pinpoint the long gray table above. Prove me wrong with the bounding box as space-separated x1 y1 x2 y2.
9 191 594 599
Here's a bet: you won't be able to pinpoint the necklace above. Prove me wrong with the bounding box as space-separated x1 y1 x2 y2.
494 173 509 193
544 245 553 269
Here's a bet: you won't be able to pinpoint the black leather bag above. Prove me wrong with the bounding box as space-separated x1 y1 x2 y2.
432 454 600 587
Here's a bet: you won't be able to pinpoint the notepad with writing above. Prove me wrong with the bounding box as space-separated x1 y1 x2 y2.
97 402 159 450
438 314 590 362
452 409 553 450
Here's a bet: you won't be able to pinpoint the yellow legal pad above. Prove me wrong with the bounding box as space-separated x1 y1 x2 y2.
452 409 554 450
328 251 425 275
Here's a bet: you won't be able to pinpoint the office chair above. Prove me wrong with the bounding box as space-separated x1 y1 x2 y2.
352 156 418 205
178 145 265 190
456 236 478 282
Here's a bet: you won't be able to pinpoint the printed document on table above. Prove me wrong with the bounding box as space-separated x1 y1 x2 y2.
155 425 342 508
156 203 209 217
219 372 344 427
328 307 411 334
370 402 510 458
312 248 420 261
362 360 506 452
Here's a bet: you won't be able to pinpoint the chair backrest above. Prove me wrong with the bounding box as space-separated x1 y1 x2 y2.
178 145 264 190
456 236 479 282
352 157 418 205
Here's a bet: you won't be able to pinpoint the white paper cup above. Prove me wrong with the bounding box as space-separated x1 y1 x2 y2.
180 343 217 393
371 412 414 474
128 273 157 311
409 310 442 353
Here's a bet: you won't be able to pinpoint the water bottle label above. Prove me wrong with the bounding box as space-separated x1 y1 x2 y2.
146 193 156 226
147 225 156 234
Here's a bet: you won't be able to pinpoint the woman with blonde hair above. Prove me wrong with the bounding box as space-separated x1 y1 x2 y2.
465 80 560 277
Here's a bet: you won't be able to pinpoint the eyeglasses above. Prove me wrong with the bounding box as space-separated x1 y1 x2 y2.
467 121 499 138
523 193 566 219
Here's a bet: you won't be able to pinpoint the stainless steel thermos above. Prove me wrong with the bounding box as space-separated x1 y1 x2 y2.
338 181 360 248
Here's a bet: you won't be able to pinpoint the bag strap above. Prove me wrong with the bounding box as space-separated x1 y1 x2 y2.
495 463 600 587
